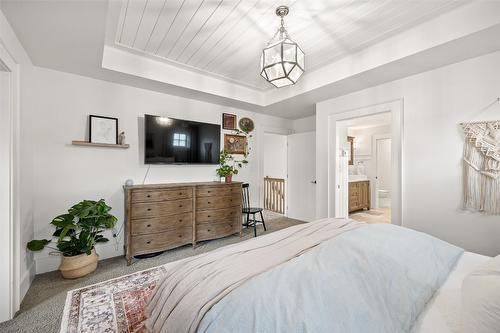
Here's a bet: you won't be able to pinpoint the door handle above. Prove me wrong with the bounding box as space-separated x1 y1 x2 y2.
310 181 317 184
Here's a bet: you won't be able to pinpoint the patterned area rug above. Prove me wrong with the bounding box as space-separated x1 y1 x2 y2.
61 266 166 333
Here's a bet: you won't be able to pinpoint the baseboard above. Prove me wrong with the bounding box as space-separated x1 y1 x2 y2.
20 260 35 303
35 241 125 274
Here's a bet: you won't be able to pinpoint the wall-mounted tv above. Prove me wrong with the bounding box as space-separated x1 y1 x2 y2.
144 114 221 164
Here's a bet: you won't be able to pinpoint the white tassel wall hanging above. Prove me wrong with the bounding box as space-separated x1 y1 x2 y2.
461 98 500 214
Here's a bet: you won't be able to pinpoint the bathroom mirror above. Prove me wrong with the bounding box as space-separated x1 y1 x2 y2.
347 136 354 165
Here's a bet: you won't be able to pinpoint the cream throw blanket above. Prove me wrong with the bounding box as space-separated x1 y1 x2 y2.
145 218 364 333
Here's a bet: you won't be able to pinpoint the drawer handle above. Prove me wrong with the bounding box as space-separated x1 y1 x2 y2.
146 241 151 244
147 224 151 227
207 229 211 232
147 208 152 211
179 204 183 208
178 235 182 238
147 194 151 198
207 191 211 193
179 192 183 195
207 215 211 218
178 219 182 222
208 201 211 204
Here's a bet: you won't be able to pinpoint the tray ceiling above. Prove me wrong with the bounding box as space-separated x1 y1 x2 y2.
114 0 463 90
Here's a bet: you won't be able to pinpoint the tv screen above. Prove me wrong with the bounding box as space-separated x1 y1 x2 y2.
144 115 221 164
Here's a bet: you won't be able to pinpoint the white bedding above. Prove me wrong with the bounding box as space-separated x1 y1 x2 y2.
412 252 491 333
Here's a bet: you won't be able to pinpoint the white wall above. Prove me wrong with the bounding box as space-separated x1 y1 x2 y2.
317 50 500 256
292 115 316 133
0 8 35 308
263 133 287 180
27 66 294 273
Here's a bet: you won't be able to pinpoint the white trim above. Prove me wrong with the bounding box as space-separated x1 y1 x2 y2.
0 39 20 320
327 100 403 225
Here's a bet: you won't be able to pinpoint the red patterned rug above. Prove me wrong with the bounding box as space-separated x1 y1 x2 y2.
60 266 167 333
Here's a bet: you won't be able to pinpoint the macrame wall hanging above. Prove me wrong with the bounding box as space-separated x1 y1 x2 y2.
461 98 500 215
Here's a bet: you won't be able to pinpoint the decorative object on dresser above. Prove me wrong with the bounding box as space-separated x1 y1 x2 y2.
26 199 117 278
242 183 266 237
216 150 248 183
89 115 119 144
222 113 237 130
349 180 370 213
124 182 243 265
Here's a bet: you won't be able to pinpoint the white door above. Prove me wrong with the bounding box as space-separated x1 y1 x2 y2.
376 138 391 208
0 68 13 321
287 132 316 222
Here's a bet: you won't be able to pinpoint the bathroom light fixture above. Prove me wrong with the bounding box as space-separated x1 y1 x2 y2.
260 6 305 88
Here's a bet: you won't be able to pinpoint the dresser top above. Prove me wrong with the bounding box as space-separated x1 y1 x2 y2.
124 181 243 190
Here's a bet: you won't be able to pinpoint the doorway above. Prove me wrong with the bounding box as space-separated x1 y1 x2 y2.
263 133 287 219
328 100 402 225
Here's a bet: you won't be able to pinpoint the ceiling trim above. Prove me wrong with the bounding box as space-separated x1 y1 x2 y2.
101 44 266 105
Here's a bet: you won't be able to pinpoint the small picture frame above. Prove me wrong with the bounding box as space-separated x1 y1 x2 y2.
89 115 118 144
224 134 247 155
222 113 237 130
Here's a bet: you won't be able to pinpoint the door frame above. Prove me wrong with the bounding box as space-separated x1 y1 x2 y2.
0 40 21 320
372 134 392 209
328 100 403 225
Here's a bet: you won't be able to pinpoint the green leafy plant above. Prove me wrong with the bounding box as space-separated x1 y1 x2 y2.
216 129 251 178
27 199 117 257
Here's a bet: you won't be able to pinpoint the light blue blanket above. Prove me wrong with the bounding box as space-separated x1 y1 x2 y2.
197 223 463 333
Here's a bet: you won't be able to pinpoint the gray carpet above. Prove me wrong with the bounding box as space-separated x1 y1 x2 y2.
0 216 303 333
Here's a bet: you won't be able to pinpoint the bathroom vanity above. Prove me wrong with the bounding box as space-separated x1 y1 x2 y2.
349 180 370 213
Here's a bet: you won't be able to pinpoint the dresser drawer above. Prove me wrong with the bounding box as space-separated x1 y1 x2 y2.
196 219 240 242
196 185 241 197
196 206 240 223
130 198 193 219
130 212 193 235
131 188 192 203
131 227 192 254
196 195 242 210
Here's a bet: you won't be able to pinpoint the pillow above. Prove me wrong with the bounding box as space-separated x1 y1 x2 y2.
461 255 500 333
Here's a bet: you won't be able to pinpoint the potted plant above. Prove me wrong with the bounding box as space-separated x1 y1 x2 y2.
216 150 248 183
27 199 117 279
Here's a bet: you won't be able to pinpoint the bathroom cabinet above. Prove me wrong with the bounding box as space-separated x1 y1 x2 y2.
349 181 370 213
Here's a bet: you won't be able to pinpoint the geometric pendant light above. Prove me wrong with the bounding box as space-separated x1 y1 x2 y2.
260 6 305 88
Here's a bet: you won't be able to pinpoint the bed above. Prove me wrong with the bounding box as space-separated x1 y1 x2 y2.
144 219 491 333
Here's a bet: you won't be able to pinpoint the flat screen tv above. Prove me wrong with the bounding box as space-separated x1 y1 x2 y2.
144 114 221 164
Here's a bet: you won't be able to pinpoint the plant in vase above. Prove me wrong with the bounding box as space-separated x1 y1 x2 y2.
216 150 248 183
27 199 117 279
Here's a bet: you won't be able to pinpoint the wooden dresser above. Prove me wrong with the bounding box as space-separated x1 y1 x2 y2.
124 182 242 265
348 180 370 213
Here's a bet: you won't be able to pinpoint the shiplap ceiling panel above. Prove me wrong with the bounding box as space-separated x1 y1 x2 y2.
116 0 466 90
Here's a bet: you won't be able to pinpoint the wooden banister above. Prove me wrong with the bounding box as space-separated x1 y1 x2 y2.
264 177 285 214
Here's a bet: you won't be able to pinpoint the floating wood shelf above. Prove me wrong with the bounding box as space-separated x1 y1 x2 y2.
72 140 129 149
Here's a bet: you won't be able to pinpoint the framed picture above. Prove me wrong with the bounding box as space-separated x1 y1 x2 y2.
222 113 237 130
224 134 247 154
89 115 118 144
